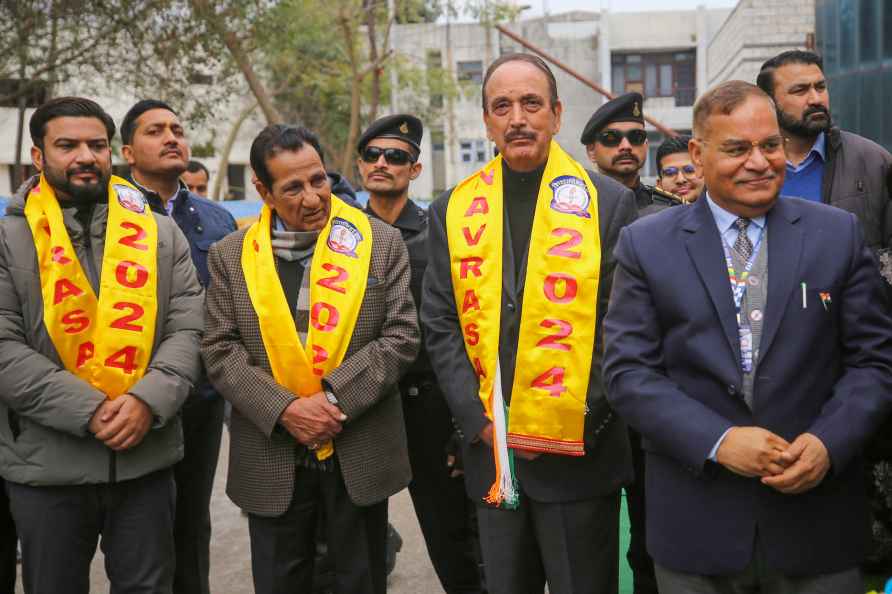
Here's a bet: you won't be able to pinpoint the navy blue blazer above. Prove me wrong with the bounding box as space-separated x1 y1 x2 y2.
603 195 892 576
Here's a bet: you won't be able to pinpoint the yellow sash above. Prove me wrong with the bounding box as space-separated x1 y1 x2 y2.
25 175 159 398
241 197 372 460
446 141 601 507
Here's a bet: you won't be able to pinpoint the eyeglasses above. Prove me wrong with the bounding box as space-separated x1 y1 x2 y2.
701 136 787 160
597 129 648 147
660 164 698 178
360 146 415 166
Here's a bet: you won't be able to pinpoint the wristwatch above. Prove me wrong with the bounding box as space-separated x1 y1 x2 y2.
324 388 339 406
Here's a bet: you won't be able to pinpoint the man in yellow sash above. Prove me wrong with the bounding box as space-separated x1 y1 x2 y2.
0 97 204 593
421 54 637 594
201 124 419 594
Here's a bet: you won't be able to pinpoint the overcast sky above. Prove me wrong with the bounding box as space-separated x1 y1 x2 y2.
521 0 737 15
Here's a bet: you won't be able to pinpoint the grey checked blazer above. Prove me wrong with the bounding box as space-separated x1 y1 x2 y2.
202 216 419 515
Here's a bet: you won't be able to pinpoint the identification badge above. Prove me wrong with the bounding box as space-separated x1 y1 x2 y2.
739 326 754 373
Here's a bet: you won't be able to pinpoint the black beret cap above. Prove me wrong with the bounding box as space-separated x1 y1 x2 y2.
579 92 645 145
357 114 423 155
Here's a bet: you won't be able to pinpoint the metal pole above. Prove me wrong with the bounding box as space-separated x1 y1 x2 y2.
387 0 398 111
495 24 678 138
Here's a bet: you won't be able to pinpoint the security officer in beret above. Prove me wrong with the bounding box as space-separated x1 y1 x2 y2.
582 93 660 594
357 115 485 594
581 92 682 214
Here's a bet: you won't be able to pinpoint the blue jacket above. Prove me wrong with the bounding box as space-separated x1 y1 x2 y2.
603 195 892 576
129 177 237 401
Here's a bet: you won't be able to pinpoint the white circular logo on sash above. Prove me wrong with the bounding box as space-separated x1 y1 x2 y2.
327 217 364 259
549 176 591 219
114 185 147 214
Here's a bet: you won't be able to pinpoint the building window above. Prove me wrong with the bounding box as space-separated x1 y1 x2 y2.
427 50 444 108
460 139 489 164
227 164 246 201
457 61 483 84
0 79 48 108
612 51 696 106
859 0 878 62
460 141 473 163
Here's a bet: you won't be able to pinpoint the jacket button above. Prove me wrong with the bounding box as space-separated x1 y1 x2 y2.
506 302 515 311
196 225 204 233
727 384 737 395
189 206 196 212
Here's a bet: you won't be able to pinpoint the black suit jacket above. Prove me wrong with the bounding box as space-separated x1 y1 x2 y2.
421 166 637 503
603 195 892 575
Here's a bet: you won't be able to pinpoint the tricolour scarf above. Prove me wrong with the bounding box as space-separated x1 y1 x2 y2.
446 141 602 507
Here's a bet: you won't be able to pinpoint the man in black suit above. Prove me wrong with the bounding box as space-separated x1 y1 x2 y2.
421 53 636 594
603 80 892 593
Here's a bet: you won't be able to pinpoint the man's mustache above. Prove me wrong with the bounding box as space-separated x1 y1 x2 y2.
803 105 830 120
67 166 102 180
613 153 639 165
505 130 536 143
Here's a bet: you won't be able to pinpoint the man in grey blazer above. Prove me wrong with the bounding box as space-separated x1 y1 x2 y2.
202 124 419 594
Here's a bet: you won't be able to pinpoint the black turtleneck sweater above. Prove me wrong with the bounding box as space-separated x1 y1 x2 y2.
502 161 546 273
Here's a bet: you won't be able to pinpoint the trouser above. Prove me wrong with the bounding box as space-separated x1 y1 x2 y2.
0 478 16 594
625 429 658 594
248 459 387 594
173 396 225 594
475 491 620 594
655 532 863 594
7 468 176 594
402 376 485 594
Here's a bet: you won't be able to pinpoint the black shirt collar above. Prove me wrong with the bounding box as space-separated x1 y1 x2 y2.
365 198 423 232
126 174 190 215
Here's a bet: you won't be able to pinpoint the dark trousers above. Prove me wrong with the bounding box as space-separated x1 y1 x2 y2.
403 377 484 594
248 460 387 594
173 396 225 594
655 533 863 594
0 478 16 594
626 430 657 594
7 468 176 594
475 491 620 594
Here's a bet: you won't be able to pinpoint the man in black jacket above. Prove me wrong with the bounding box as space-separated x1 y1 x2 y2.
757 50 892 253
422 53 636 594
121 99 237 594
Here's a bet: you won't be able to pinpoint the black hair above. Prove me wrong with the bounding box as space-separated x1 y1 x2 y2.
656 135 692 174
756 50 824 98
29 96 116 150
121 99 177 145
249 124 325 189
186 160 209 177
481 52 559 112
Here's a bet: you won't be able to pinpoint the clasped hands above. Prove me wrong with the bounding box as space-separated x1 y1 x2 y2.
715 427 831 494
89 394 153 451
279 392 347 449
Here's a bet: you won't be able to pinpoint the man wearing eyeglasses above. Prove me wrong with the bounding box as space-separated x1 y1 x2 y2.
655 135 703 204
603 80 892 593
581 92 680 215
356 115 485 594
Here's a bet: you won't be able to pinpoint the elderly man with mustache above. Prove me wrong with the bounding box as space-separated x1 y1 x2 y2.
422 53 637 594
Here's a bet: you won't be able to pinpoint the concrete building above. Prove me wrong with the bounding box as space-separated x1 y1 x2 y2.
0 85 261 200
0 0 818 202
390 5 732 199
706 0 816 87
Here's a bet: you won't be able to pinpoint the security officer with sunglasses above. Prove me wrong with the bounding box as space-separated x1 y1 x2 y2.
582 92 682 215
581 93 661 594
356 115 486 594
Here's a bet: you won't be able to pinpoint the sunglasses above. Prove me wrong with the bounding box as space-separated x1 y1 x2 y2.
660 164 697 178
361 146 415 166
597 129 648 147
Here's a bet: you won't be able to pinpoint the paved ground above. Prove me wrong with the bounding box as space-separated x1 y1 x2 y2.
16 429 443 593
